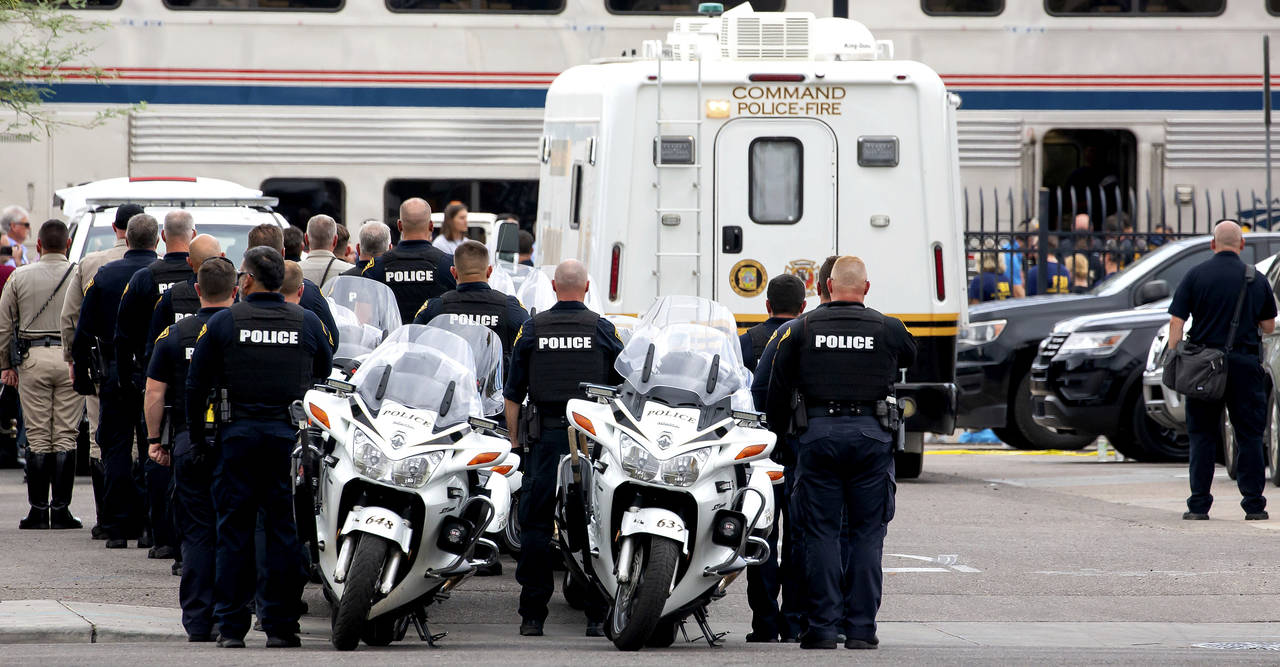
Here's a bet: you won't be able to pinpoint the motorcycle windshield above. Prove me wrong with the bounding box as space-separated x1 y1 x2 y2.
637 295 741 346
616 322 750 406
330 303 385 361
488 264 516 296
605 314 641 345
323 276 403 334
423 314 505 416
352 325 482 428
519 265 604 315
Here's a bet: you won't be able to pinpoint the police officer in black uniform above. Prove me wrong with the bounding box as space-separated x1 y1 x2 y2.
413 239 528 363
117 211 197 560
246 223 340 352
144 257 237 642
738 274 806 643
73 213 161 549
185 247 332 649
502 259 622 638
146 234 224 351
361 198 455 323
767 256 915 651
1168 220 1277 520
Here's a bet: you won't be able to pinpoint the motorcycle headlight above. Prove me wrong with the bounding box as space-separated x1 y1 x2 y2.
392 450 445 489
1057 330 1129 358
352 428 388 480
619 433 658 482
660 447 712 488
957 319 1006 351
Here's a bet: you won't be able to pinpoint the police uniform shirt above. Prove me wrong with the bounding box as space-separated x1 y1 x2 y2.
765 302 916 431
1170 250 1278 352
739 316 790 374
340 261 365 278
116 252 194 382
300 278 340 352
0 253 75 369
412 281 530 356
1025 261 1071 296
967 272 1012 303
750 305 829 411
503 301 624 408
60 237 128 363
185 292 333 442
146 277 203 356
72 248 158 374
146 306 225 444
360 239 457 323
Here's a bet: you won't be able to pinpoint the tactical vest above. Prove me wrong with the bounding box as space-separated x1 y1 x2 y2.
528 309 606 405
168 280 201 324
162 312 210 417
224 301 311 417
439 288 519 357
148 258 195 296
379 245 449 322
796 305 898 403
744 321 777 372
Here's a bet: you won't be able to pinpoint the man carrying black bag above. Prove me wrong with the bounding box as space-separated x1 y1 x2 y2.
1167 220 1276 521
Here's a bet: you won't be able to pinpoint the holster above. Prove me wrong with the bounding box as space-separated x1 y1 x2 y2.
876 398 905 453
9 337 29 368
520 403 541 447
87 342 105 385
788 391 808 436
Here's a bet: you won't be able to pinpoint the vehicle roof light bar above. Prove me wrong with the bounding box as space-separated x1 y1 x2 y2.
85 197 279 209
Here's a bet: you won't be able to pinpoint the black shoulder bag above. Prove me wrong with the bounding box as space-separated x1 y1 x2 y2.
10 263 76 367
1162 263 1255 401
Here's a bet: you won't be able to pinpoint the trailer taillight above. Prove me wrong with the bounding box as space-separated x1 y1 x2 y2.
748 73 806 82
609 243 622 301
933 244 945 301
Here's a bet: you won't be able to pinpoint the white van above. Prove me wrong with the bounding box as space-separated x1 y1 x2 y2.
533 4 965 477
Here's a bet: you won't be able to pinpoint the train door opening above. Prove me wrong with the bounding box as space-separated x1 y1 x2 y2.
382 179 539 244
260 177 346 230
1041 129 1137 230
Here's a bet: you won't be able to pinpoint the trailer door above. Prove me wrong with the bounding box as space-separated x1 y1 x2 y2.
714 118 836 317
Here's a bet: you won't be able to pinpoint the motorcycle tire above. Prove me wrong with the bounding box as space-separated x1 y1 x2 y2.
609 536 680 652
501 492 522 556
1224 411 1239 482
361 615 397 647
562 569 587 611
645 619 680 648
331 535 389 651
292 442 320 566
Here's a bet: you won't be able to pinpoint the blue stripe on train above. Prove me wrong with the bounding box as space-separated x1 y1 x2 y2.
41 82 1277 111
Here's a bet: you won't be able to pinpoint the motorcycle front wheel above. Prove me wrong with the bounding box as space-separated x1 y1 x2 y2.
609 536 680 651
331 535 389 651
501 491 522 555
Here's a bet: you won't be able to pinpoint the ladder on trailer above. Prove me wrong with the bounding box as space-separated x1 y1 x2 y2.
653 44 704 297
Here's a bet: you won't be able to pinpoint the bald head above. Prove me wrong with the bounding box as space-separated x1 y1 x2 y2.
828 256 869 303
1212 219 1244 254
398 198 433 240
188 234 223 272
552 259 590 302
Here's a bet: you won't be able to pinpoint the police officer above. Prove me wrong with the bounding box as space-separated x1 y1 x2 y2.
412 239 529 363
147 234 225 350
61 203 141 540
186 247 332 649
361 198 455 323
0 220 82 529
767 256 915 650
739 274 806 642
1168 220 1276 520
144 255 235 642
73 214 161 549
247 224 339 351
502 259 622 638
341 220 391 278
118 210 197 559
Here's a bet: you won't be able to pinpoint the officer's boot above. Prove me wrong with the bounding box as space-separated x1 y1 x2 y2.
89 458 107 539
18 453 50 529
49 451 83 530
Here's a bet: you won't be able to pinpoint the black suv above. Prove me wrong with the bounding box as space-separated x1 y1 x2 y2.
957 233 1280 450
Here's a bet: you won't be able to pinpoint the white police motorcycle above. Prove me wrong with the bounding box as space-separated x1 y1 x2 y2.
298 325 511 650
558 296 777 651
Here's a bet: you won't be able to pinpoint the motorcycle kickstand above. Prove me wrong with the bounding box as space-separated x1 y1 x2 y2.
689 607 725 648
408 608 448 646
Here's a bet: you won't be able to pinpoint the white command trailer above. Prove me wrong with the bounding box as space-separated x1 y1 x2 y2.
534 4 964 478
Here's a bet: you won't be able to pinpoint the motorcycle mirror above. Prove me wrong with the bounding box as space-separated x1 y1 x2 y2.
641 343 656 383
439 380 456 417
706 353 720 394
374 364 393 401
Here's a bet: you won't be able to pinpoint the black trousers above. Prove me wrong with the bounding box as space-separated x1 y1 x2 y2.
1185 352 1269 515
516 427 606 624
794 416 895 644
96 375 141 540
173 433 216 637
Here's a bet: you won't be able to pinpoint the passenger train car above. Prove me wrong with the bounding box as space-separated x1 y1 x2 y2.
4 0 1277 232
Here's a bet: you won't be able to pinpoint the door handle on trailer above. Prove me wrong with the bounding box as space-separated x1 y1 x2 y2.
722 226 743 254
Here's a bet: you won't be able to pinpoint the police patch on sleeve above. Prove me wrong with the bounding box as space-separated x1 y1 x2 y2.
196 323 207 341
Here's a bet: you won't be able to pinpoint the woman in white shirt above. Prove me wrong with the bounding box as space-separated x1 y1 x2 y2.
432 203 468 255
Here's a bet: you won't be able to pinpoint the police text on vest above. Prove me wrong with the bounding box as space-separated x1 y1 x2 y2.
387 270 431 282
240 329 300 344
450 314 500 327
539 336 593 350
814 334 875 350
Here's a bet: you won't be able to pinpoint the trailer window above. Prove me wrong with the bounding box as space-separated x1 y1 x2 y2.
1269 0 1280 15
749 138 802 225
922 0 1003 15
570 163 584 230
1045 0 1223 15
164 0 342 10
388 0 564 12
607 0 781 14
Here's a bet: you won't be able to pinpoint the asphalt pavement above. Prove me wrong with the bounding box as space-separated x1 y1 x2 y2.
2 442 1280 664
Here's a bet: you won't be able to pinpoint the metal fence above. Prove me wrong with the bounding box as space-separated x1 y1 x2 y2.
963 184 1280 297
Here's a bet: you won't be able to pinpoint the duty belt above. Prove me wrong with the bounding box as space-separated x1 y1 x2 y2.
21 335 60 347
540 415 570 429
806 401 880 418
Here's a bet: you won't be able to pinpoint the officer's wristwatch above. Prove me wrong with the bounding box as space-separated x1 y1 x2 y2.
147 436 162 445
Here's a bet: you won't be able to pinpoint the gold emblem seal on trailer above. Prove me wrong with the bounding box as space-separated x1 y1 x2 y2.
784 259 819 297
729 259 767 298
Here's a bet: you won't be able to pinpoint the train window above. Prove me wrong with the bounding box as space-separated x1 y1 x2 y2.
749 138 802 225
383 179 538 236
387 0 564 12
607 0 781 14
1045 0 1223 15
1270 0 1280 15
922 0 1003 15
163 0 342 10
260 178 346 230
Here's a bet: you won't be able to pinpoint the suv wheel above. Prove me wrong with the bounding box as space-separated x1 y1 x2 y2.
1006 373 1095 451
1107 389 1189 462
1269 397 1280 487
